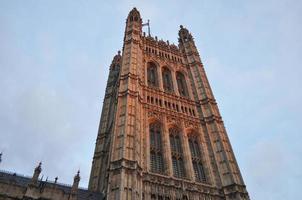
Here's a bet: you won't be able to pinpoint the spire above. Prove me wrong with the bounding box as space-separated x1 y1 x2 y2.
71 170 80 195
110 50 122 70
36 162 42 172
125 7 142 38
30 162 42 186
127 7 142 23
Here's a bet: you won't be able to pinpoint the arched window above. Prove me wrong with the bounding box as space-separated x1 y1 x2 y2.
162 67 174 92
169 128 185 178
188 135 206 182
149 123 164 173
176 72 188 97
147 62 159 88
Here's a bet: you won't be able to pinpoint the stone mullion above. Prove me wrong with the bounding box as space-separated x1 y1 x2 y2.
158 66 164 91
145 111 151 172
171 70 180 96
162 116 173 176
180 125 194 180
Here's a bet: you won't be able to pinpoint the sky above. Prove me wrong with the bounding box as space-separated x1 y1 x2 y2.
0 0 301 199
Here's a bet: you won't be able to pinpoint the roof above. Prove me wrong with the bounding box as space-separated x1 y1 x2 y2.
0 170 103 200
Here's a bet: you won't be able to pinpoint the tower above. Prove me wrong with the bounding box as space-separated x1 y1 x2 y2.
89 8 249 200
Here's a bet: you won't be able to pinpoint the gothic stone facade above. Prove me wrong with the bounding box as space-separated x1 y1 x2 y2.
89 8 249 200
0 163 103 200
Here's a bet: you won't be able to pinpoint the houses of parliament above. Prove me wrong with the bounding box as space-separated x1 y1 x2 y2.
0 8 249 200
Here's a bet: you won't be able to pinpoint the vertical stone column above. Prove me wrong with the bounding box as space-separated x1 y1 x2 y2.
180 125 194 180
184 72 195 101
171 71 180 96
145 115 151 172
162 116 173 176
197 126 215 185
158 66 164 91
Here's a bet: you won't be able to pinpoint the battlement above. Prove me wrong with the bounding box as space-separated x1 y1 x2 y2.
142 34 180 53
142 34 183 63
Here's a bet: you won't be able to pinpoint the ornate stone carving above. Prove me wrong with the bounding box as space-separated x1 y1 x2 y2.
147 110 162 122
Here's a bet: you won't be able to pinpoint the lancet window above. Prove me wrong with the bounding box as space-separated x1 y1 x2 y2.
176 72 189 97
188 135 206 182
162 67 174 92
169 128 185 178
147 62 159 88
149 122 164 173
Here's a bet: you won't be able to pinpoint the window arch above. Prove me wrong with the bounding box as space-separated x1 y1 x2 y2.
188 135 206 182
162 67 174 92
169 128 185 178
176 72 189 97
149 122 164 173
147 62 159 88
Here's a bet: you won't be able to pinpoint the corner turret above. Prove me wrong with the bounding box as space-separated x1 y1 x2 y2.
71 170 80 195
124 7 142 44
178 25 194 43
127 7 142 23
30 162 42 186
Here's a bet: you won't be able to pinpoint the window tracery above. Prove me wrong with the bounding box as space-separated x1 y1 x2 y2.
150 122 164 173
147 62 159 88
162 67 174 93
176 72 189 97
188 134 206 182
169 128 185 178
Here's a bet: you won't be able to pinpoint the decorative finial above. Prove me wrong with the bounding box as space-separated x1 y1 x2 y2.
74 170 80 181
71 170 81 194
35 162 42 173
118 50 121 55
180 25 183 29
54 177 58 184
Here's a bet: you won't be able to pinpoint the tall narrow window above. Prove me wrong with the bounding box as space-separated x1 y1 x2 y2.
147 62 158 88
176 72 188 97
149 123 164 173
162 67 174 92
188 135 206 182
169 128 185 178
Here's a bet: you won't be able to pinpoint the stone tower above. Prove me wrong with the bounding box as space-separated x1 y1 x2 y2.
89 8 249 200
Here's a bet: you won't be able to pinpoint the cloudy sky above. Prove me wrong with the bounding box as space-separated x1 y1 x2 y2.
0 0 301 199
